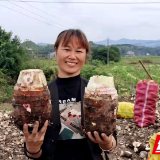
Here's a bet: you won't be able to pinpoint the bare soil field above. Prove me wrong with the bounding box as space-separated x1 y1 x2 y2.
0 98 159 160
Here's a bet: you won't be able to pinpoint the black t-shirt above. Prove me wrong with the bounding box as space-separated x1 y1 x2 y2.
53 74 94 160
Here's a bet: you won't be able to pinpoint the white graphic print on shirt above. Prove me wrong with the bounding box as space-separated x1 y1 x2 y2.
59 98 85 140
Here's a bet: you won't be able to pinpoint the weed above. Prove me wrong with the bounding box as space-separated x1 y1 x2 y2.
0 78 13 103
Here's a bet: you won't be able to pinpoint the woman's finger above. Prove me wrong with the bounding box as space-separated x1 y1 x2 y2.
32 121 39 137
23 123 29 138
101 133 112 144
83 129 87 134
94 131 103 143
87 132 96 143
38 120 48 137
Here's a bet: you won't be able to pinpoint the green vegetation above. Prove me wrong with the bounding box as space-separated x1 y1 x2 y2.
89 41 105 49
21 40 54 55
0 77 13 103
1 55 160 103
21 40 39 52
1 26 160 105
92 46 121 63
89 41 160 56
0 27 28 78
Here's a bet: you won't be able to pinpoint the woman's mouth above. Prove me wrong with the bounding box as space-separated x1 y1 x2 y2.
66 62 77 67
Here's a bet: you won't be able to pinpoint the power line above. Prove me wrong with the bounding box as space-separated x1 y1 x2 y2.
1 1 160 4
0 3 63 29
7 0 68 29
21 1 77 28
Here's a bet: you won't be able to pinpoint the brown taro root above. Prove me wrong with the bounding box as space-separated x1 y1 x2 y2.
11 69 52 132
83 76 118 136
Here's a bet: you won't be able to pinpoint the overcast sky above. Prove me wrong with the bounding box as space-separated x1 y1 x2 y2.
1 0 160 44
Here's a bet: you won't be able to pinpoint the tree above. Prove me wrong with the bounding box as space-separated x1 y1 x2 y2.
0 27 27 78
91 46 121 63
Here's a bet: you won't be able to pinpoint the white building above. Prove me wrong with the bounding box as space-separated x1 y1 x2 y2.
126 51 135 57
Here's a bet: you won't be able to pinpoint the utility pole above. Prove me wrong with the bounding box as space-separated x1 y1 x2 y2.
107 37 110 66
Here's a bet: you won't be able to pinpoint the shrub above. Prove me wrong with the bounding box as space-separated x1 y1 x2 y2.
43 67 58 82
109 61 115 65
0 27 28 78
0 78 13 103
91 60 103 66
81 65 109 79
21 57 44 70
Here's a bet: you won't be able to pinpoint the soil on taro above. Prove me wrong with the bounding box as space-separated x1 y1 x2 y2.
0 97 159 160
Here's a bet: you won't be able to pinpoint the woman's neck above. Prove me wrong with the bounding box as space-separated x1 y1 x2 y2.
58 70 80 78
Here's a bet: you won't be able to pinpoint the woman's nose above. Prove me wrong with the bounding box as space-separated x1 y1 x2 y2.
68 51 76 59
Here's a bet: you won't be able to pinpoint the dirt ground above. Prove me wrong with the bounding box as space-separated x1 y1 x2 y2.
108 96 160 160
0 98 159 160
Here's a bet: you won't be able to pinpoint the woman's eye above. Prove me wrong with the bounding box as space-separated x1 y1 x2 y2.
77 51 82 53
64 49 70 51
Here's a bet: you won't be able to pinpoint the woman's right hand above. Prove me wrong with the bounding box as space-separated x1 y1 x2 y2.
23 120 49 154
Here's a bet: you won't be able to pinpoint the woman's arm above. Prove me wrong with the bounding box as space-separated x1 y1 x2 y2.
99 135 116 152
86 130 117 152
23 120 48 159
24 142 42 159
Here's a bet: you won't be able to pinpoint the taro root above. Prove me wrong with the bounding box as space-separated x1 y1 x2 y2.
120 151 132 158
11 69 52 132
83 76 118 136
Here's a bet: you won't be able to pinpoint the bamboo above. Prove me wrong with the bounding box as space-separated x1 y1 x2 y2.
139 60 153 80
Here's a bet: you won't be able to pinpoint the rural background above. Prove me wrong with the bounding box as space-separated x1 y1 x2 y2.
0 26 160 160
1 0 160 159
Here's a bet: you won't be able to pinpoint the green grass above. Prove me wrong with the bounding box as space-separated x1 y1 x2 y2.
95 56 160 97
20 56 160 97
1 56 160 111
21 57 57 71
0 103 13 111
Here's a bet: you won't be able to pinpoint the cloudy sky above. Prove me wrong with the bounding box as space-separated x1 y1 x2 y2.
1 0 160 44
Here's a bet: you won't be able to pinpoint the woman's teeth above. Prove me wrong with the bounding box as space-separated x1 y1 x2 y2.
66 62 76 66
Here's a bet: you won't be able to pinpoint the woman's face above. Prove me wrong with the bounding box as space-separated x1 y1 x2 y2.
55 37 87 78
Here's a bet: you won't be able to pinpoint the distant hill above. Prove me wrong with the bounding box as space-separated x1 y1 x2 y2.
37 43 49 46
21 41 39 51
21 40 160 56
116 44 160 56
89 41 105 48
89 41 160 56
21 41 54 55
95 38 160 48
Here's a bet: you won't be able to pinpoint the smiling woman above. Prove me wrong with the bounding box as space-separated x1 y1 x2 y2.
23 29 117 160
54 29 90 78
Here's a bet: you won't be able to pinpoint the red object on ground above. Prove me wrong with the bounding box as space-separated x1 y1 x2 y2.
152 135 160 154
134 80 159 128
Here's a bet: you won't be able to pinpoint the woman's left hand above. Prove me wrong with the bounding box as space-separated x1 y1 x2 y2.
86 131 112 145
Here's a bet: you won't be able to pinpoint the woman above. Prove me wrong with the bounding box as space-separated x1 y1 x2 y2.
23 29 117 160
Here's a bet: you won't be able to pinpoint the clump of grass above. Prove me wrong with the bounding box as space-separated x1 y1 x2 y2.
0 103 13 111
0 78 13 103
142 59 153 64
